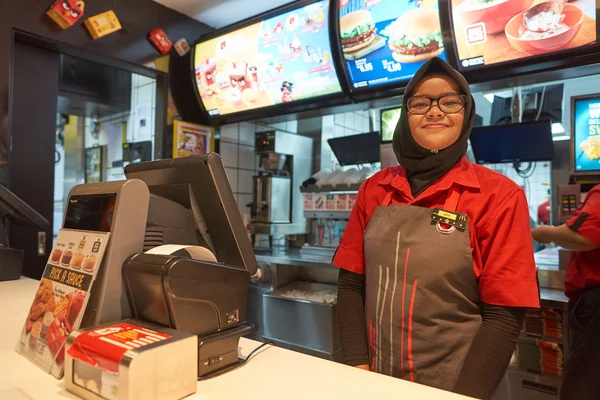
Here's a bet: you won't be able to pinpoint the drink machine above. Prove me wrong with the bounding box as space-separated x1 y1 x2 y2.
250 131 313 246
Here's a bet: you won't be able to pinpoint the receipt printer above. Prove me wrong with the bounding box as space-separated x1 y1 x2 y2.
122 251 251 378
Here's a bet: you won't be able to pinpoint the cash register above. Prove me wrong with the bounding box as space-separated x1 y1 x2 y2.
0 184 49 281
122 153 258 378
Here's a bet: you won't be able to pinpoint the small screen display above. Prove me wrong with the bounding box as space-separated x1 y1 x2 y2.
339 0 447 89
469 121 555 163
573 96 600 173
64 194 117 233
381 107 401 142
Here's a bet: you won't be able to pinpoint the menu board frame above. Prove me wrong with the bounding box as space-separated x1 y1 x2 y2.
571 93 600 175
332 0 461 98
191 0 351 124
446 0 600 74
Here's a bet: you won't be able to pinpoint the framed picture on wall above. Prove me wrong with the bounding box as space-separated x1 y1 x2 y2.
85 146 104 183
173 120 214 158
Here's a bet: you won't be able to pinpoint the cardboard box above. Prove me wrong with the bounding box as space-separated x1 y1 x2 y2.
84 10 121 39
46 0 85 29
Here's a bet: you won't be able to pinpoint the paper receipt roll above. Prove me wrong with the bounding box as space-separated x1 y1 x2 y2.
145 245 217 263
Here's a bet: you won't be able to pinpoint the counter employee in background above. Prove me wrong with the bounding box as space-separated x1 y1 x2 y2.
532 184 600 400
333 58 539 399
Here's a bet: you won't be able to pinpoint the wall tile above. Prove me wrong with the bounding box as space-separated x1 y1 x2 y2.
239 122 256 145
238 169 254 194
220 123 239 142
225 167 239 192
137 74 154 87
219 141 239 168
334 113 344 126
238 144 256 170
334 125 345 138
344 113 354 129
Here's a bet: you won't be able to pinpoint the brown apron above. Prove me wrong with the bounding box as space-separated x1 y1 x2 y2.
364 186 481 391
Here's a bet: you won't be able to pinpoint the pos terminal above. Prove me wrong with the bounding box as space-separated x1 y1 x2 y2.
122 153 258 378
0 184 49 281
62 180 150 328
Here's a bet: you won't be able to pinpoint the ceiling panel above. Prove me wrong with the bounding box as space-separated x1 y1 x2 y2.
153 0 295 29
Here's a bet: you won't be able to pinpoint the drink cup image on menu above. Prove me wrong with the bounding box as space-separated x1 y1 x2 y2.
72 252 84 270
83 254 98 273
51 248 63 265
60 250 73 267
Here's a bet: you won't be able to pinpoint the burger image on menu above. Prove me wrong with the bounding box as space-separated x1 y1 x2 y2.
382 8 444 63
340 10 379 59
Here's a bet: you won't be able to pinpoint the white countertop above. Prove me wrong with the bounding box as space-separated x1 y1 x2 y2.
0 278 474 400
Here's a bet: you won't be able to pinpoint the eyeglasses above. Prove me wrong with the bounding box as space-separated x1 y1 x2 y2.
406 95 468 115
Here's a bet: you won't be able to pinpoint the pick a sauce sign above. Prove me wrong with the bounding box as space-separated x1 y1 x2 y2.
574 97 600 172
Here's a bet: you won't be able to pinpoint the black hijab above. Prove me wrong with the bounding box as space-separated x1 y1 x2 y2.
392 57 476 197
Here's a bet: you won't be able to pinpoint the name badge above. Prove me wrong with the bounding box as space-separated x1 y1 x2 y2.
431 208 468 232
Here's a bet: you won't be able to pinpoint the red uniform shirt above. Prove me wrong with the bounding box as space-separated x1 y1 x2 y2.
565 185 600 300
333 157 540 308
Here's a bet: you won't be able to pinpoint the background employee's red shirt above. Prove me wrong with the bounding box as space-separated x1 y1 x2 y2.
333 157 540 308
565 185 600 300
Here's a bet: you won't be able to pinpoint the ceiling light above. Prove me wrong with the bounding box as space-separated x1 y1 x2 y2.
553 135 570 141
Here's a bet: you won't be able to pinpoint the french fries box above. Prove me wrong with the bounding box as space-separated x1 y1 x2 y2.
46 0 85 29
65 320 197 400
148 28 173 55
174 38 191 56
84 10 122 39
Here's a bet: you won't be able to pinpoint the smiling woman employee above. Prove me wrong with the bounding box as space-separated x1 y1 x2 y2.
334 58 539 399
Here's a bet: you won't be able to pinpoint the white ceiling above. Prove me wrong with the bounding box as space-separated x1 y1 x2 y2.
154 0 295 29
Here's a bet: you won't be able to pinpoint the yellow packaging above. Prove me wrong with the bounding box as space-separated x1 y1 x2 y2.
84 10 121 39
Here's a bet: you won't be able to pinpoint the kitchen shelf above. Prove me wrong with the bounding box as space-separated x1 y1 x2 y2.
304 211 351 219
300 183 361 193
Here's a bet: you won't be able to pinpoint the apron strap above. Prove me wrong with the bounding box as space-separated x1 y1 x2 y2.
443 187 462 213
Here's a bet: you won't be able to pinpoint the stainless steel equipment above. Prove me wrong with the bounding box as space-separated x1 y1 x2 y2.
251 131 313 240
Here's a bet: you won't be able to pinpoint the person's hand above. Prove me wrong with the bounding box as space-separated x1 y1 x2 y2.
355 364 370 371
532 225 555 244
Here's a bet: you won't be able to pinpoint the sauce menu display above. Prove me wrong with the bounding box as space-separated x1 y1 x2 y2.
16 229 110 378
450 0 596 69
339 0 447 89
573 96 600 173
194 0 342 116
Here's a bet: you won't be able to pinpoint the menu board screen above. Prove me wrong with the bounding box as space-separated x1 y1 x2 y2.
451 0 596 69
573 96 600 173
339 0 448 89
194 0 342 116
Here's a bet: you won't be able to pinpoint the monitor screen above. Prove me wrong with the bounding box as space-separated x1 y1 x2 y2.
380 107 401 142
328 132 381 165
573 95 600 173
470 121 555 163
193 0 342 117
339 0 448 90
450 0 597 69
63 194 117 233
125 154 258 276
